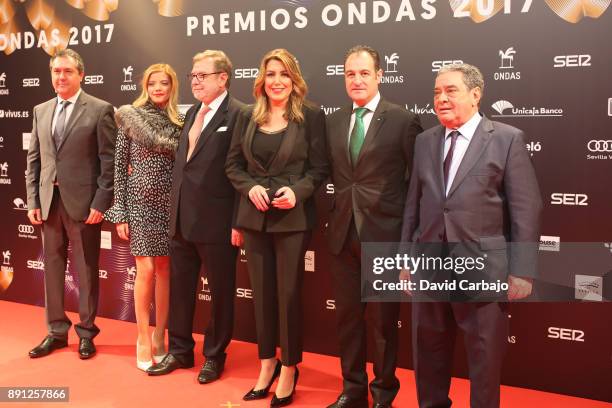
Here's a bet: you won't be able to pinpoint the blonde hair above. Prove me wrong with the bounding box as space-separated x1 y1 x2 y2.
192 50 233 88
252 49 308 126
133 63 181 126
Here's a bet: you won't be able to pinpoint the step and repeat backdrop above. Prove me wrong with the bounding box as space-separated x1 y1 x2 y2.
0 0 611 402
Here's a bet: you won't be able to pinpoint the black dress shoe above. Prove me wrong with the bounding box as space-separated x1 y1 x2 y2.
270 366 299 407
372 403 391 408
29 336 68 358
243 359 282 401
197 356 225 384
147 354 193 376
78 338 96 359
327 394 368 408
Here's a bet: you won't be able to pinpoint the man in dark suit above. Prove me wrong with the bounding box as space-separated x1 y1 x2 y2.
326 45 422 408
26 49 116 359
401 63 542 407
147 50 244 384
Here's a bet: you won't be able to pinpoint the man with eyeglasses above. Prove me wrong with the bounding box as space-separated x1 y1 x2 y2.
147 50 245 385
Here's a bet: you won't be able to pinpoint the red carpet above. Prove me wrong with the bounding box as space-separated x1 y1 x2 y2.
0 300 606 407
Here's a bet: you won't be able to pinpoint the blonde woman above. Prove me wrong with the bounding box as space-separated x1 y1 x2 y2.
226 49 329 406
106 63 183 370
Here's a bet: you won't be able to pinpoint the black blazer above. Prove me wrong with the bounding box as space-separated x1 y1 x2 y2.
325 98 422 255
225 103 329 232
169 94 245 243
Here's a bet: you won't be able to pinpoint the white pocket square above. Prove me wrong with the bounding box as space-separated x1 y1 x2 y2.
217 126 228 132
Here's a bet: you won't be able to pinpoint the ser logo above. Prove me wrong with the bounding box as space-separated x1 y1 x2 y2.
550 193 588 206
547 327 585 342
22 78 40 87
27 259 44 270
236 287 253 299
99 269 108 279
553 54 591 68
234 68 259 79
326 64 344 76
431 60 463 72
326 299 336 310
84 75 104 85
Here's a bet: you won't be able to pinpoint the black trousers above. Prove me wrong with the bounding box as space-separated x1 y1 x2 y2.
42 187 101 340
242 229 311 366
168 232 237 364
329 222 400 405
412 302 508 408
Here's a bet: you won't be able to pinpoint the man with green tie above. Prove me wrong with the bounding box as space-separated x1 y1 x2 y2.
325 45 422 408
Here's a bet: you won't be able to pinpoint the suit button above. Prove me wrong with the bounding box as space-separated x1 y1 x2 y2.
443 208 449 213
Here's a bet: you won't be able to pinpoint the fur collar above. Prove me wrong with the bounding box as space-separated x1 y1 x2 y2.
115 102 183 155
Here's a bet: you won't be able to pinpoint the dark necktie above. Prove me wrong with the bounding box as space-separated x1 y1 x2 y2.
53 100 71 149
349 107 369 166
443 130 460 191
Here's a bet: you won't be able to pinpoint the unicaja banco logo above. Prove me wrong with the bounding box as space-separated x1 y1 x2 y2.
491 100 513 115
385 53 399 73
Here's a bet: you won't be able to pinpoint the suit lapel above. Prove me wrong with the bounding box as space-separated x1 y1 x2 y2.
57 92 86 151
337 105 352 168
243 117 266 173
431 126 446 197
180 105 197 162
354 99 387 168
42 99 57 153
268 120 299 174
447 116 494 198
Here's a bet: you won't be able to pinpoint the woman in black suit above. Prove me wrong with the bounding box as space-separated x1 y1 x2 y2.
225 48 328 407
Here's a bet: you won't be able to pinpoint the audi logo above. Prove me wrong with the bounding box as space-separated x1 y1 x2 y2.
587 140 612 152
18 224 35 234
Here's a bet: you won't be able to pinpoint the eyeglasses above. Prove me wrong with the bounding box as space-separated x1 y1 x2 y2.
187 72 222 82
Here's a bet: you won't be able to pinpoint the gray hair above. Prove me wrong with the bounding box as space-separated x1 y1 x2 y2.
437 63 484 95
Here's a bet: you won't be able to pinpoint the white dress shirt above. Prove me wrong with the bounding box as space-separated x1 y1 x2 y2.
348 91 381 144
195 90 227 134
443 111 482 196
52 89 81 135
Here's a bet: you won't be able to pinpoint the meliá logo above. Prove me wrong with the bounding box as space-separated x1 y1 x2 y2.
494 47 520 81
575 274 603 302
491 100 563 118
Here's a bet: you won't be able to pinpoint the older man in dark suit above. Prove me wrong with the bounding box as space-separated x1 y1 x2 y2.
146 50 245 384
326 45 422 408
26 49 116 359
401 63 542 407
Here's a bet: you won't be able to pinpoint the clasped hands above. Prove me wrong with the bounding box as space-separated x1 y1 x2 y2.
248 185 296 211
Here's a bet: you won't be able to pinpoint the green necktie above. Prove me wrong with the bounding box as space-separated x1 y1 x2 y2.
349 107 369 166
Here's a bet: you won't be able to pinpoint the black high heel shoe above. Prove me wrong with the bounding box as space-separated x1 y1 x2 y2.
270 366 299 407
243 359 282 401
